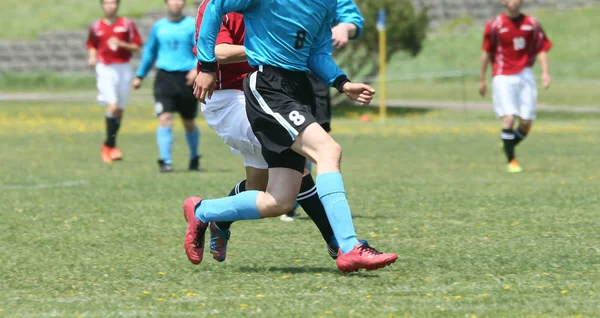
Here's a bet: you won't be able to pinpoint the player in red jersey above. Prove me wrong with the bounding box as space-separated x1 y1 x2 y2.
190 0 364 265
87 0 142 163
479 0 552 173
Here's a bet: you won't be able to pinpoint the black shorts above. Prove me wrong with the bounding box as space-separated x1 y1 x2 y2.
153 69 198 119
308 74 332 132
243 66 318 173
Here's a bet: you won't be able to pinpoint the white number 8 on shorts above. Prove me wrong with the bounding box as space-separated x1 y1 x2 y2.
289 110 306 126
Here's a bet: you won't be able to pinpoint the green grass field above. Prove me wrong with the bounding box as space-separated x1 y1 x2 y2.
0 0 172 40
1 100 599 317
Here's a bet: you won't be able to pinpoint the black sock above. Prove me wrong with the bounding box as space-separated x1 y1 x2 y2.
501 128 516 162
104 116 121 147
514 128 528 146
297 174 335 245
215 180 247 231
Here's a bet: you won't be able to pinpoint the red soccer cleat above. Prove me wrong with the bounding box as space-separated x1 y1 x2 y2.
101 144 113 163
109 147 123 161
336 241 398 272
183 196 208 265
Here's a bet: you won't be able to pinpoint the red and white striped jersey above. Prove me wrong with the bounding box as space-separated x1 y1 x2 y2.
482 14 552 76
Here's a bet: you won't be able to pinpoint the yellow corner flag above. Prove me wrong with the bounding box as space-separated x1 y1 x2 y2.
377 9 387 122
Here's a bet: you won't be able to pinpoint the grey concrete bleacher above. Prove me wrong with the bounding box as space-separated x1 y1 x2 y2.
0 1 593 74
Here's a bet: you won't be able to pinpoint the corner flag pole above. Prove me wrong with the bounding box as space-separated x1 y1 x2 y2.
377 9 387 122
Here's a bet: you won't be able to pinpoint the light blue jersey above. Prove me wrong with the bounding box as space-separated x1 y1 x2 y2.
335 0 364 39
197 0 345 87
136 17 197 78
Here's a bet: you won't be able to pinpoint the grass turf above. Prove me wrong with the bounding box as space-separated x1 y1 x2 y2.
1 100 599 317
0 0 171 40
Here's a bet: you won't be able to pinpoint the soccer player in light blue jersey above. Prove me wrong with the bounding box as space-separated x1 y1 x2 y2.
281 0 364 222
133 0 201 173
185 0 398 272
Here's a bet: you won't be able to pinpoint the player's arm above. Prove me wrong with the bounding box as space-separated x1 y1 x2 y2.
308 17 374 105
86 26 98 69
215 21 247 64
119 41 141 53
118 21 142 53
215 44 246 64
538 51 550 89
196 0 256 71
194 0 256 102
479 23 494 97
332 0 364 48
133 24 159 89
535 24 553 89
479 51 491 96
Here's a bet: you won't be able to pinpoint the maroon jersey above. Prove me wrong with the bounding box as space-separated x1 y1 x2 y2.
86 17 142 64
482 14 552 76
194 0 255 90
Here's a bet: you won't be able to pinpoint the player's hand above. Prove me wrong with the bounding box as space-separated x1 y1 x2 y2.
87 56 97 69
478 80 487 97
186 69 198 86
342 82 376 106
193 72 216 103
132 78 143 90
331 24 350 49
542 72 551 89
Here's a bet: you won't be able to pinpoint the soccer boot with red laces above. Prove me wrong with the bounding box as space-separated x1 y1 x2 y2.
183 196 208 265
209 222 231 262
336 240 398 272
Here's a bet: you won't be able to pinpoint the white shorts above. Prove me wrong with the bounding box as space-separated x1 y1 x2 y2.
201 89 268 169
95 63 133 109
492 67 537 120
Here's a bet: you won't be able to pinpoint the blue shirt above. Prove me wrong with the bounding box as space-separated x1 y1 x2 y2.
136 17 197 78
197 0 345 87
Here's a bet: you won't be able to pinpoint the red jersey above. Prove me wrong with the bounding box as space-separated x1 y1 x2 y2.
482 14 552 76
86 17 142 65
194 1 255 90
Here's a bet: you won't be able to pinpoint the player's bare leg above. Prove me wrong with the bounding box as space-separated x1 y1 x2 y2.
516 118 532 135
102 103 123 163
208 167 267 262
181 118 200 171
211 164 339 262
245 167 269 191
280 163 311 222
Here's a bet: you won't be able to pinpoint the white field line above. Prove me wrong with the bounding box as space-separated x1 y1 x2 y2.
1 179 88 191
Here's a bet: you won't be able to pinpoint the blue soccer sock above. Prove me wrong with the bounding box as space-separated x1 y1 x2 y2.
195 191 261 223
316 172 359 254
157 126 173 164
185 127 200 159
